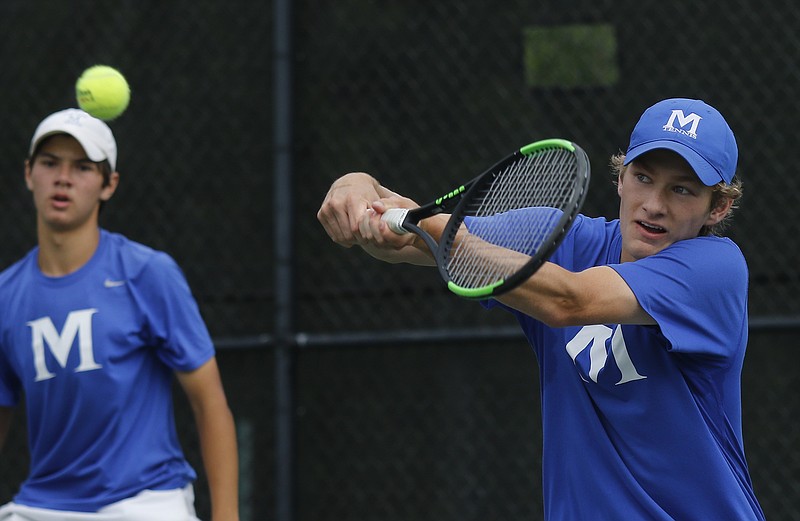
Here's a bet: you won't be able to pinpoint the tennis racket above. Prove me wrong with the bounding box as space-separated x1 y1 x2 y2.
381 138 590 299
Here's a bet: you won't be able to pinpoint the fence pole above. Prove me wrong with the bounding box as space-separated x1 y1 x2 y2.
272 0 295 519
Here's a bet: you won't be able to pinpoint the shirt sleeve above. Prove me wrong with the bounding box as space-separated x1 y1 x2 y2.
610 237 748 359
135 252 216 371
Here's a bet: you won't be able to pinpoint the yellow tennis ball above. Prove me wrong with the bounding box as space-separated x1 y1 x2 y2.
76 65 131 121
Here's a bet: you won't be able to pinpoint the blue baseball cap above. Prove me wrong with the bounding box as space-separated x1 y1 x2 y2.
624 98 738 186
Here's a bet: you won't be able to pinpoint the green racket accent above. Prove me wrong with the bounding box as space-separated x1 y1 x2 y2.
434 185 466 205
520 138 575 155
447 279 504 299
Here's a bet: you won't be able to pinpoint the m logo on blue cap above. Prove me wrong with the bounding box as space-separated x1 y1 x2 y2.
663 109 702 139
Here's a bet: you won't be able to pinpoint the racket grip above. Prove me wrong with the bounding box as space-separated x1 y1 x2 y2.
381 208 410 235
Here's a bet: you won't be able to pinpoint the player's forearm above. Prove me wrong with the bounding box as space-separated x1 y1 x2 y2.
495 262 583 326
195 401 240 521
361 242 435 265
386 214 447 266
497 264 654 327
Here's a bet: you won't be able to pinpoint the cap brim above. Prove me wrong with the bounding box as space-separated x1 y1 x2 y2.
624 140 726 186
31 130 108 164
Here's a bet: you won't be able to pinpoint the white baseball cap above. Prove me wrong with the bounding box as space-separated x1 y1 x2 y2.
29 108 118 170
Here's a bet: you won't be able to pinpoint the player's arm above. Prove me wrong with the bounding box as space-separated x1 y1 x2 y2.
318 172 409 247
0 407 12 452
405 214 655 326
496 263 655 327
353 200 441 265
176 357 239 521
319 173 439 265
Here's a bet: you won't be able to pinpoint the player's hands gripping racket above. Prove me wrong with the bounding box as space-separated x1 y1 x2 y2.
381 139 590 299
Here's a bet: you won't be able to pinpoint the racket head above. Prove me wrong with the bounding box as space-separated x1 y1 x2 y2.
436 139 590 299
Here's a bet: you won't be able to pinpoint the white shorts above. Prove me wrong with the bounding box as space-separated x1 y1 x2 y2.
0 485 200 521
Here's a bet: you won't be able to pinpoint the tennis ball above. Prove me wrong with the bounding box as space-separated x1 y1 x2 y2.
76 65 131 121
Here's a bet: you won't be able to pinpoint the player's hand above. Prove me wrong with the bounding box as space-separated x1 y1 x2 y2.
352 198 437 265
359 199 418 250
318 172 379 247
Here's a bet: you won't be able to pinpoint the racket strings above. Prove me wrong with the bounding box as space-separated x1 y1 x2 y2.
446 147 581 289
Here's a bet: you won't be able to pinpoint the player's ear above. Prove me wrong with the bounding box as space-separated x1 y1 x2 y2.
706 195 734 226
24 160 33 191
100 171 120 202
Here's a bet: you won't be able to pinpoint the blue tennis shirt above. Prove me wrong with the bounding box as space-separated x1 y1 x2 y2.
468 211 765 521
0 230 215 512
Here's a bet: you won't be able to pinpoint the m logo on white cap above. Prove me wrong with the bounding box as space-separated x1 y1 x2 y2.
663 109 702 139
64 111 88 127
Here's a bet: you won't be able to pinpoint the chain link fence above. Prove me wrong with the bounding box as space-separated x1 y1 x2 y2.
0 0 798 520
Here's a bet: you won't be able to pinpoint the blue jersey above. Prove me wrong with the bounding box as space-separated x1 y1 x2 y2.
0 230 215 512
470 211 764 521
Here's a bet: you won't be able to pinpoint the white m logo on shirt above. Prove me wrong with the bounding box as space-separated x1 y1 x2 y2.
565 324 646 385
664 109 702 137
27 308 102 382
